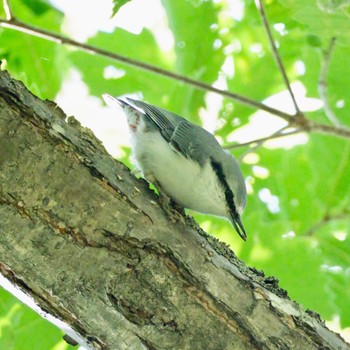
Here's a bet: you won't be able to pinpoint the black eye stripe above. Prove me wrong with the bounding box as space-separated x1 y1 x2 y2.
210 158 239 218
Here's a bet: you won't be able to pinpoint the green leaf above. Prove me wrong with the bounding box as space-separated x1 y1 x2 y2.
0 0 66 98
70 27 175 110
307 34 322 47
317 0 350 13
0 288 74 350
318 230 350 326
112 0 132 16
161 0 225 120
277 0 350 46
324 45 350 126
20 0 52 16
234 134 350 325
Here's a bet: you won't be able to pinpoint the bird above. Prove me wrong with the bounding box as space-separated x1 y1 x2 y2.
104 95 247 240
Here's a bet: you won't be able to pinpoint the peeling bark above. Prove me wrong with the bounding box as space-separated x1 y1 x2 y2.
0 67 349 350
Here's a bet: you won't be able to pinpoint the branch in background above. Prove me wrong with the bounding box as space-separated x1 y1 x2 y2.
225 126 301 150
3 0 13 20
309 120 350 138
1 7 350 142
304 209 349 236
238 127 301 161
317 38 343 127
255 0 301 116
0 18 294 122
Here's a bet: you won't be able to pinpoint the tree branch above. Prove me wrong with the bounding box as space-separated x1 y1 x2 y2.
255 0 301 116
2 0 13 20
317 38 343 127
304 209 349 236
1 7 350 144
225 127 302 150
0 17 294 122
308 119 350 138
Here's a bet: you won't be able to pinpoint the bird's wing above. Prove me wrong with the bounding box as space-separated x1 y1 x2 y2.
126 98 180 137
126 98 209 164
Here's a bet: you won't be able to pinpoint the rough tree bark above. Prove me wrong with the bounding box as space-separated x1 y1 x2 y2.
0 66 348 350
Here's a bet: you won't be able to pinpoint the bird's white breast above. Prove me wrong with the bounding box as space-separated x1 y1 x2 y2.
132 129 228 218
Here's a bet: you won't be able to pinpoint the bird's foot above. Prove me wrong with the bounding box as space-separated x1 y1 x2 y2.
158 193 186 224
146 174 186 224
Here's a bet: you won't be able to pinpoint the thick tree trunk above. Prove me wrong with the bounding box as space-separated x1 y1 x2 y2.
0 67 348 350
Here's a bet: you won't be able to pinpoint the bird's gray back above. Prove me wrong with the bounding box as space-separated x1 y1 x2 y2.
126 98 224 166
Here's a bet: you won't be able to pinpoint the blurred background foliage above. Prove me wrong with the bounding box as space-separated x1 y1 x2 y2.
0 0 350 348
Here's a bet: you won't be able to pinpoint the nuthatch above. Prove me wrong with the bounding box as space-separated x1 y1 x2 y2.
104 95 247 240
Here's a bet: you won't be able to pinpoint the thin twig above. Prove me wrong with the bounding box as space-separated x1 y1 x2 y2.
226 127 302 150
0 18 295 123
308 120 350 138
317 38 342 127
2 0 13 20
304 210 349 236
236 126 297 160
255 0 301 116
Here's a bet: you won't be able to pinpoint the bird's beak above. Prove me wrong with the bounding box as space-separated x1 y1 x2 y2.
231 214 247 241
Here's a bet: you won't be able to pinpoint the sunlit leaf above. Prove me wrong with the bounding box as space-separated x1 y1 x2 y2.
0 0 66 98
112 0 131 16
0 288 74 350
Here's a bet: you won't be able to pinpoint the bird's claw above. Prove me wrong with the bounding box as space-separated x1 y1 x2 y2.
158 193 186 224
